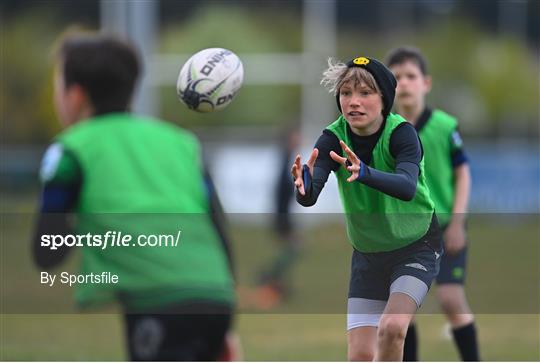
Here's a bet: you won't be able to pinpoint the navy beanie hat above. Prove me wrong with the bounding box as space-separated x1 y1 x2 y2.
336 56 397 119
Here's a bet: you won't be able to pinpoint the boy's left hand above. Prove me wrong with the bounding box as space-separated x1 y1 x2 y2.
444 221 466 255
330 140 362 182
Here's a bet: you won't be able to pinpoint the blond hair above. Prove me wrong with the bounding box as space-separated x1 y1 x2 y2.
321 58 381 96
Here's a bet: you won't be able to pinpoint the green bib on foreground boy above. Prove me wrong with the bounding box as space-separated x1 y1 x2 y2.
52 112 234 310
326 113 434 253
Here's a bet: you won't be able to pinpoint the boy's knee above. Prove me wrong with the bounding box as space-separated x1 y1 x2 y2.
437 292 468 316
440 300 460 316
378 317 408 343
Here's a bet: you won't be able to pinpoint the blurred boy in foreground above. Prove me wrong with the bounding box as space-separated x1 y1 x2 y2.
33 31 238 361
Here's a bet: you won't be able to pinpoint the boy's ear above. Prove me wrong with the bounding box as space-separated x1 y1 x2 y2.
73 84 87 104
67 83 90 111
424 75 432 93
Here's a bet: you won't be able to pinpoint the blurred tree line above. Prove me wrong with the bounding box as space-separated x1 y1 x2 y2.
1 1 538 144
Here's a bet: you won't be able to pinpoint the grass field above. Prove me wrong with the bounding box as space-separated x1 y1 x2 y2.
1 192 539 360
2 313 539 360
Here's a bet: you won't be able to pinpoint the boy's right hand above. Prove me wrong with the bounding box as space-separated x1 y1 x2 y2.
291 148 318 196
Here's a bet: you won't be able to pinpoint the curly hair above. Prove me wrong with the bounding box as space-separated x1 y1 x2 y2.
321 58 381 96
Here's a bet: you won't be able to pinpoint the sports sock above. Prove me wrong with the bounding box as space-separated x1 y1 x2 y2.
452 322 480 361
403 323 418 361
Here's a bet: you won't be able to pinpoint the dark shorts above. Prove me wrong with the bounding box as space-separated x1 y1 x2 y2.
124 301 232 361
436 234 468 285
349 215 443 302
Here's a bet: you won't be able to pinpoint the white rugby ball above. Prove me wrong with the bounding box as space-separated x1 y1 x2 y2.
176 48 244 112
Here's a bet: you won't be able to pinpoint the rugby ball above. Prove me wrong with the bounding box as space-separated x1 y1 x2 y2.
176 48 244 112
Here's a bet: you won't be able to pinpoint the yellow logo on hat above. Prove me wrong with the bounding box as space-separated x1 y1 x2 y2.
353 57 370 65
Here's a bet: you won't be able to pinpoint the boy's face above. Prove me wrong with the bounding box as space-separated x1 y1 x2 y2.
53 63 88 127
390 60 431 109
339 80 384 134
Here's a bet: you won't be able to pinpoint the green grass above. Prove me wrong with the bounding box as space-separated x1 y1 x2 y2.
2 314 538 360
1 192 539 360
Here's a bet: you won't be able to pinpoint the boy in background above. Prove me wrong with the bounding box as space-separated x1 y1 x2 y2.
387 46 479 361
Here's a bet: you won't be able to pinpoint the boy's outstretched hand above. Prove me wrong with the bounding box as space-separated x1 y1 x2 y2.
330 140 362 182
291 148 318 196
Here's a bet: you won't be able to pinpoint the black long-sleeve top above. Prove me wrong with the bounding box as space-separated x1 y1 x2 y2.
296 120 423 206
